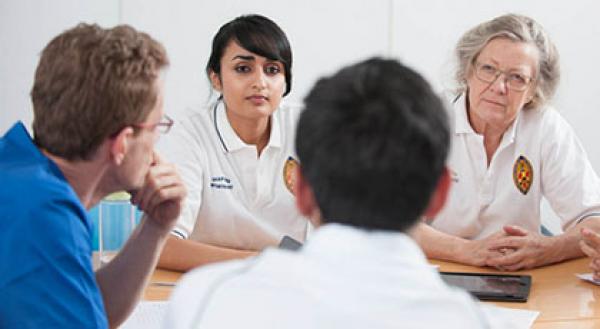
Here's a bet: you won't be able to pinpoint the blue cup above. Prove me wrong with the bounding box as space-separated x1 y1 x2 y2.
98 192 136 265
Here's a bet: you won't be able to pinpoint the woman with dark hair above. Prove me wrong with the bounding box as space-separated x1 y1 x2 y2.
157 14 309 271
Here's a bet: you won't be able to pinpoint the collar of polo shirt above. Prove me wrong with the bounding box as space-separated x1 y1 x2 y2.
213 101 282 153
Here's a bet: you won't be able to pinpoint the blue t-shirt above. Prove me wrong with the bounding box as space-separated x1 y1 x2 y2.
0 122 108 328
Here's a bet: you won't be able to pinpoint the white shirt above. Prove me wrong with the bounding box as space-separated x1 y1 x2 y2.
164 224 494 329
157 101 310 250
432 94 600 239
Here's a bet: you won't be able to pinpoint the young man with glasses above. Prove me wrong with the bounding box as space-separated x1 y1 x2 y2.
0 24 186 328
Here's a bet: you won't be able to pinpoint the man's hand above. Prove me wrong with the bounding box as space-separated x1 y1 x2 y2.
485 225 557 271
96 152 186 328
580 228 600 280
131 152 186 232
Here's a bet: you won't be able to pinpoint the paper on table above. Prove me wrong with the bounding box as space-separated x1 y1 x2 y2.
120 301 168 329
479 303 539 329
576 273 600 285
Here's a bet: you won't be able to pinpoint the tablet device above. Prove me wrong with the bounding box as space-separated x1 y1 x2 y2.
439 272 531 302
278 235 303 251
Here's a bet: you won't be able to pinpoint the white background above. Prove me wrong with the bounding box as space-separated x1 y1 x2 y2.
2 0 599 232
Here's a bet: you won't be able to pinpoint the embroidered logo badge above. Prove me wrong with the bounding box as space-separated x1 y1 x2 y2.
513 155 533 195
283 156 299 194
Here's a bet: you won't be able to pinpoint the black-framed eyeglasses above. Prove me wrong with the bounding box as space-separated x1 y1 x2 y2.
473 61 534 92
132 114 174 134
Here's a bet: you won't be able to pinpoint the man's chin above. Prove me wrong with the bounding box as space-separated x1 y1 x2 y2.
125 179 145 195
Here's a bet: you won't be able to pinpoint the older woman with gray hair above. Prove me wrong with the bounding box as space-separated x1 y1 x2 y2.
413 13 600 271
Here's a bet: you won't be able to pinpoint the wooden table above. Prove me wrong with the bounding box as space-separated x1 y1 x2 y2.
143 268 182 301
431 258 600 328
143 258 600 328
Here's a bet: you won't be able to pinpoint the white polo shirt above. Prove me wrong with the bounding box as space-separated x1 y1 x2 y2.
164 224 497 329
157 101 310 250
432 94 600 239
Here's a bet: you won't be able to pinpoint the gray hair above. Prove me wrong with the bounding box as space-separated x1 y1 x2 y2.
455 14 560 110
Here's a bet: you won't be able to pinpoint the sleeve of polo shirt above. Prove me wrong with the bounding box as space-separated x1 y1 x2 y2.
156 114 205 239
540 110 600 230
2 197 107 328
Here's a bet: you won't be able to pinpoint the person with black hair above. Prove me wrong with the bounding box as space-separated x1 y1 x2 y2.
157 14 309 271
164 58 496 328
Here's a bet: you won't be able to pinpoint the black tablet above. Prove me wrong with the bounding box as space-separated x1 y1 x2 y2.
439 272 532 302
278 235 303 251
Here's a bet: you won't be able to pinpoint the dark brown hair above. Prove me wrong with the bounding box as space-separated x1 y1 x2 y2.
298 58 449 232
206 14 292 96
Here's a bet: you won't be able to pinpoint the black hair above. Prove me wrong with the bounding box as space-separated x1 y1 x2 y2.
296 57 450 232
206 14 292 96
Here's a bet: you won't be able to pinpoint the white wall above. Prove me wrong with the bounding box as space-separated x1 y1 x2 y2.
2 0 599 232
119 0 390 120
0 0 119 134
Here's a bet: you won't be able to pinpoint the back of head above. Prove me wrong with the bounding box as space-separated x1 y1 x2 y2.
31 23 169 160
296 58 450 232
205 14 293 96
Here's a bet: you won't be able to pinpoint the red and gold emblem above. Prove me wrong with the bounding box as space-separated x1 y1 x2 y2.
513 155 533 195
283 156 299 194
